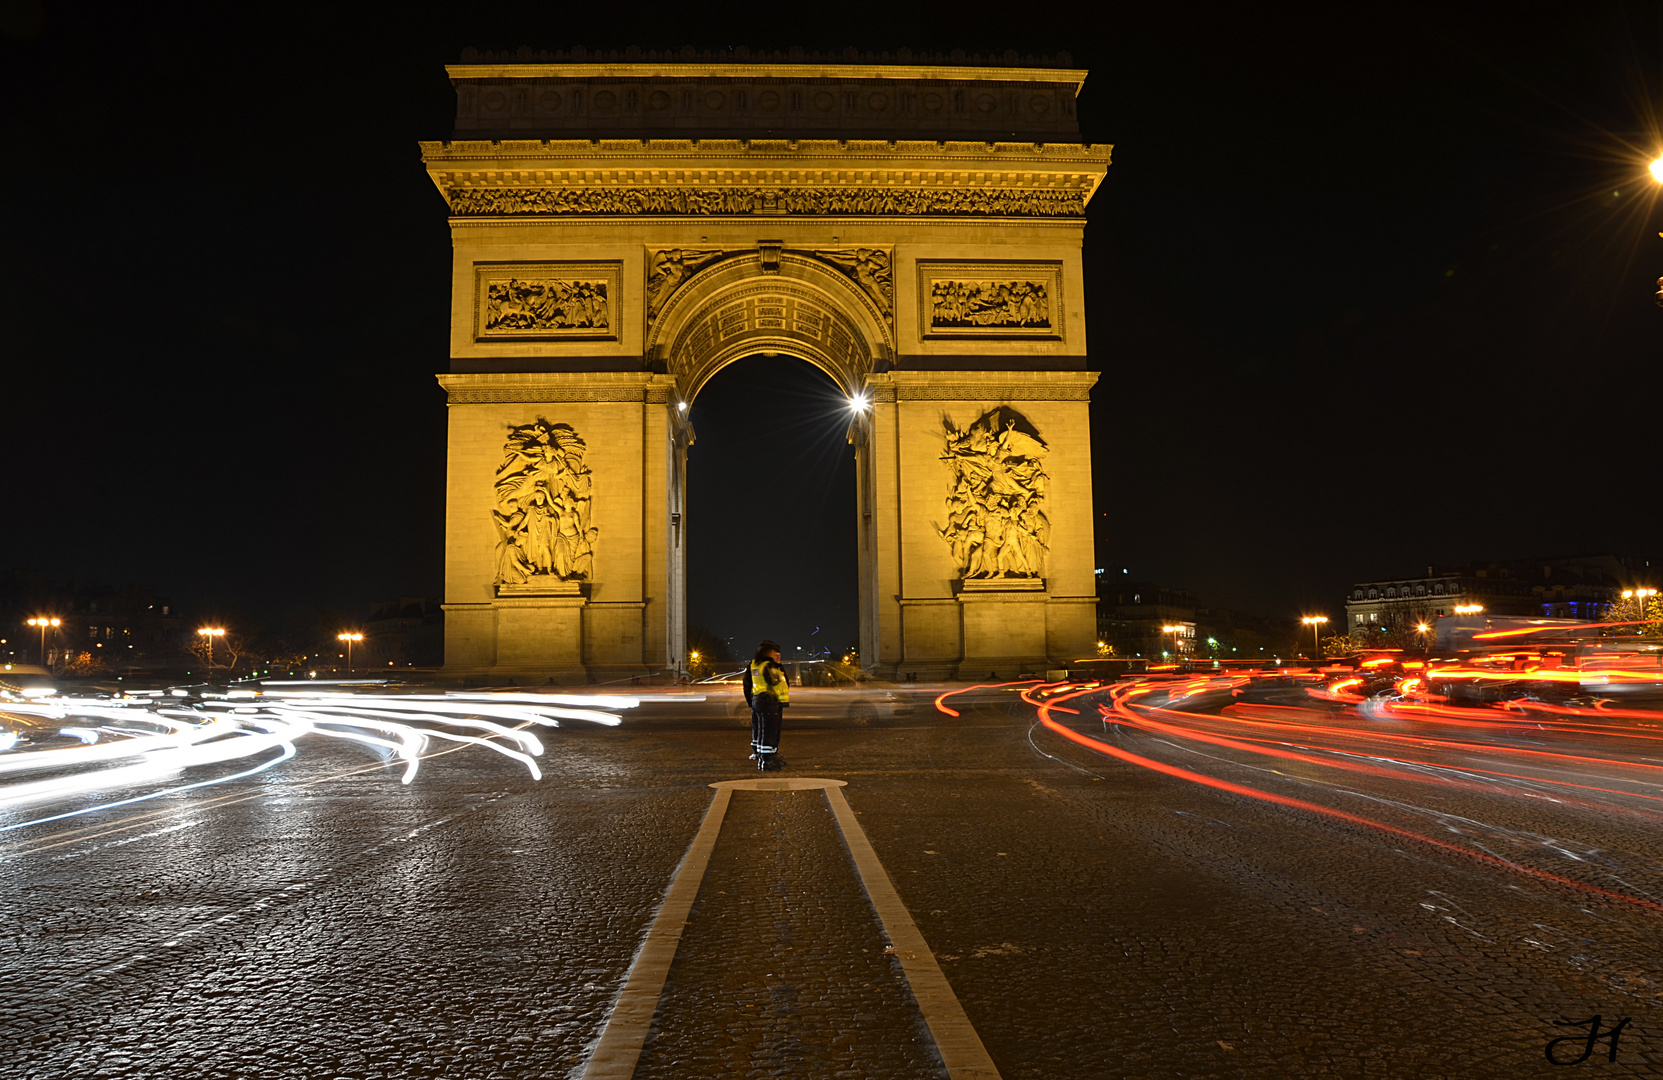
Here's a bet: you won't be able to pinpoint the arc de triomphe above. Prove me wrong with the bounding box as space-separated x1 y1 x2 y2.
423 48 1110 681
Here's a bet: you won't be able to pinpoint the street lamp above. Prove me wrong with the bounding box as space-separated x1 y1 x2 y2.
1453 604 1484 615
26 617 60 668
1650 155 1663 184
1160 624 1185 659
337 631 363 675
197 626 225 671
1621 588 1657 630
1300 615 1329 660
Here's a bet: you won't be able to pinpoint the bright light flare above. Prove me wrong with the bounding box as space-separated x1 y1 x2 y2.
1650 155 1663 183
848 393 869 412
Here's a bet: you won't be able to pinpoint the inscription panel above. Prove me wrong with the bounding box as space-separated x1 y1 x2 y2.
917 260 1063 340
473 261 621 341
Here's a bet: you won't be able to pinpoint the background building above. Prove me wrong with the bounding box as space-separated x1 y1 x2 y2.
1346 555 1650 647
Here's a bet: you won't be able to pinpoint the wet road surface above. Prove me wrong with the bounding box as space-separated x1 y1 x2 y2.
3 682 1661 1077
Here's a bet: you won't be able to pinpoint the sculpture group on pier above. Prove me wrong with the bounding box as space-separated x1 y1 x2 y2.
493 420 597 586
936 408 1051 580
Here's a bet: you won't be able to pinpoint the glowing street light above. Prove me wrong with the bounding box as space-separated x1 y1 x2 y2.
1160 624 1185 658
337 631 364 675
848 393 869 412
1300 615 1329 660
1650 155 1663 184
1453 604 1484 615
26 617 60 668
197 626 225 670
1622 588 1657 631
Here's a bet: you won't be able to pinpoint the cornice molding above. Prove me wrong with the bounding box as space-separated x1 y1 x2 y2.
447 63 1089 95
437 371 676 404
865 370 1098 402
420 137 1111 163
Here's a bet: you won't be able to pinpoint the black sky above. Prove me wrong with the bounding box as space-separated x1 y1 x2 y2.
3 1 1661 636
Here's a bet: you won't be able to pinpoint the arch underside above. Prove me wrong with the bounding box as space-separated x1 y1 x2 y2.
650 252 893 400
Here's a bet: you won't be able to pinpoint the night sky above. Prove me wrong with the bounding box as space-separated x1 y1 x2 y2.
3 2 1661 639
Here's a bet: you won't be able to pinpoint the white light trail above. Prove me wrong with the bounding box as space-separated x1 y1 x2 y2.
0 686 684 822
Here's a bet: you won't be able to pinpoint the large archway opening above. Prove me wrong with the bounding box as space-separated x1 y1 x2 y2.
684 354 859 673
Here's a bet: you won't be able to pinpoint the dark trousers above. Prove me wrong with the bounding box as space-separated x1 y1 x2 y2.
751 696 783 754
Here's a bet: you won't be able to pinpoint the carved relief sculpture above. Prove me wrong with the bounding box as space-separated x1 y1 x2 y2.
814 248 893 318
647 248 726 323
935 408 1051 580
494 420 597 588
930 280 1050 329
474 262 620 340
484 278 609 332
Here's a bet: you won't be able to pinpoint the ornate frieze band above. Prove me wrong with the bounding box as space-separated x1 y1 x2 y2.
446 186 1085 218
917 261 1063 340
474 262 621 341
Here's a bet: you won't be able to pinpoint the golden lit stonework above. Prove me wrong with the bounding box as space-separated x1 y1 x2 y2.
428 52 1108 679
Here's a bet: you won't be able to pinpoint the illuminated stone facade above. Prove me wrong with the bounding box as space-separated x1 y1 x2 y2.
426 53 1109 679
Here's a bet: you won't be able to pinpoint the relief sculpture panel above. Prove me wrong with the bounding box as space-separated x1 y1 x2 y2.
494 420 597 593
918 261 1063 340
935 407 1051 583
931 280 1048 328
474 262 620 341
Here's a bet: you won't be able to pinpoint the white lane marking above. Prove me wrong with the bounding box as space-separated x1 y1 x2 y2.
579 776 1001 1080
579 785 734 1080
823 783 1004 1080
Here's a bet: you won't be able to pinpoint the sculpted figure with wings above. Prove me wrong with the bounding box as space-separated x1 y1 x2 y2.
934 408 1051 580
815 248 893 317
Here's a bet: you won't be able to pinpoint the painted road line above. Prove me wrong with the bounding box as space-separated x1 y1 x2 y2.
823 782 1005 1080
583 776 1002 1080
580 784 736 1080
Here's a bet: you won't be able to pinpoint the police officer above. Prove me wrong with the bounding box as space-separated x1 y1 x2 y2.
743 640 789 771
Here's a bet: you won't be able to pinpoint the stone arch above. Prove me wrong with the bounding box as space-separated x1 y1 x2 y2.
647 251 895 399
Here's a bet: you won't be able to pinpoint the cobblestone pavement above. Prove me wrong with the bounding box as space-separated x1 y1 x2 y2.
2 685 1661 1078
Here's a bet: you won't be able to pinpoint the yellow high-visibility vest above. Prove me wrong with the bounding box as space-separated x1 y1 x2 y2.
749 658 789 704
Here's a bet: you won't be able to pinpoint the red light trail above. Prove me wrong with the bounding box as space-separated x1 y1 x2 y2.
1004 665 1663 916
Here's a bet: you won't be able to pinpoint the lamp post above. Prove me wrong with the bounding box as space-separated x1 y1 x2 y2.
1300 615 1329 660
197 627 225 671
1651 157 1663 305
337 632 363 675
1454 604 1484 615
26 617 60 668
1160 624 1184 660
1621 588 1656 631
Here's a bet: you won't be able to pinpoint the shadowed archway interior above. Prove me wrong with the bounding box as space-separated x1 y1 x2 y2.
685 355 858 664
